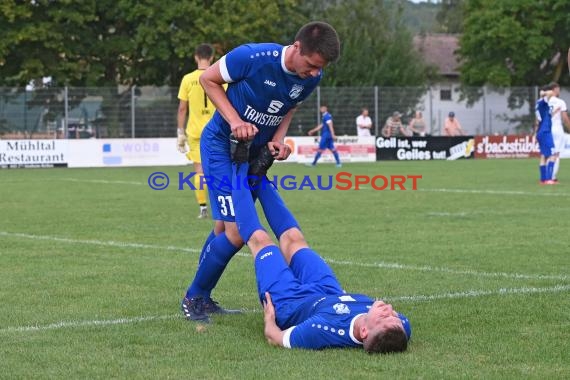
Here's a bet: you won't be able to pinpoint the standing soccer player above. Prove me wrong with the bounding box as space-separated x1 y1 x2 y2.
177 44 220 219
180 22 341 322
547 82 570 182
534 88 556 184
307 105 342 167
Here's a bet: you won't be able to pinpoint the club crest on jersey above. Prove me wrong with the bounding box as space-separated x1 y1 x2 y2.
333 303 350 315
267 100 284 114
289 84 304 99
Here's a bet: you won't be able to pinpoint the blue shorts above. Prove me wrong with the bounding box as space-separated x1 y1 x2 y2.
200 127 236 222
318 136 335 151
255 247 343 328
536 131 554 158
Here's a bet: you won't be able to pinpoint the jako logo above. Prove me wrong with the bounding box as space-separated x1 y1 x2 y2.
264 80 276 87
260 251 273 260
267 100 284 114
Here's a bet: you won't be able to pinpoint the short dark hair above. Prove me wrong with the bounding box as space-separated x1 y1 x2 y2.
295 21 340 63
195 44 214 60
364 326 408 354
547 81 560 90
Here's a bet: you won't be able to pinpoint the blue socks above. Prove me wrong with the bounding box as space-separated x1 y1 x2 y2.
547 161 555 181
540 165 547 182
186 231 241 299
232 163 265 243
541 162 555 181
197 230 216 268
311 151 341 165
254 181 299 240
333 151 341 165
312 152 321 165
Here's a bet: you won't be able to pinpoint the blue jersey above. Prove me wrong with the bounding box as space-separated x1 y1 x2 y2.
320 112 333 138
283 293 374 350
535 97 552 134
208 43 322 155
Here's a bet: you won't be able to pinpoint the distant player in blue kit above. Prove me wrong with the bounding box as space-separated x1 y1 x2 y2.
307 105 342 167
181 22 341 321
227 142 410 352
534 87 556 185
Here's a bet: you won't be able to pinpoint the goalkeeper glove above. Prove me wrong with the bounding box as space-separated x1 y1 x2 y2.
177 128 188 153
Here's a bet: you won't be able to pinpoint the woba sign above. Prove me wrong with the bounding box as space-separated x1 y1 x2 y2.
0 140 68 168
67 138 187 167
474 135 540 159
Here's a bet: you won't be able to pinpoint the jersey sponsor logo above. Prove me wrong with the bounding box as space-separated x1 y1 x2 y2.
264 79 276 87
267 100 284 114
333 303 350 315
289 84 304 99
338 295 356 302
244 105 285 127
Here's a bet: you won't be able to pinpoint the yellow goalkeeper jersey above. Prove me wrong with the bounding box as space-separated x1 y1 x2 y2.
177 69 224 139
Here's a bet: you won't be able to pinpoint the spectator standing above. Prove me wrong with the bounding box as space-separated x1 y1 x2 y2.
355 108 373 137
381 111 406 137
408 111 428 136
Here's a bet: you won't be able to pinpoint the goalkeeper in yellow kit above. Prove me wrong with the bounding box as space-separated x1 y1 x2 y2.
177 44 223 219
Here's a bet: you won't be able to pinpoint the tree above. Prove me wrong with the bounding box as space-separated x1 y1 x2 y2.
0 0 304 136
435 0 465 33
292 0 431 130
457 0 570 131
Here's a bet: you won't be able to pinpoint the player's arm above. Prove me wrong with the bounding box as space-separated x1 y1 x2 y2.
561 110 570 132
308 123 323 136
532 118 539 136
269 108 296 160
176 80 189 153
326 120 337 139
177 100 188 132
263 292 285 347
199 60 257 141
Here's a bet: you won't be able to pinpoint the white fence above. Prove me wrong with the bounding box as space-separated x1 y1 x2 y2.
2 85 566 139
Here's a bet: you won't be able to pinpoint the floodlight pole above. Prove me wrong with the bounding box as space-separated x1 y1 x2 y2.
64 86 69 139
131 85 136 138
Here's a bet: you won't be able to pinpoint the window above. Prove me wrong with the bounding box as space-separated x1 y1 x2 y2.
440 89 452 101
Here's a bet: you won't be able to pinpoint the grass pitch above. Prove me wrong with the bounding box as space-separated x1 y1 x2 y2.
0 159 569 379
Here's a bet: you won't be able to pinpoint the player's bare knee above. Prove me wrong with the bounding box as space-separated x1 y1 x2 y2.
279 228 307 258
248 230 274 257
224 223 244 247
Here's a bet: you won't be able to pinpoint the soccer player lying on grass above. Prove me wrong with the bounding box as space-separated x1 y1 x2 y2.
229 144 411 353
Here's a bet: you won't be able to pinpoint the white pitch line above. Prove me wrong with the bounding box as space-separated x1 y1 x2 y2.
324 258 569 281
426 212 468 217
60 178 144 186
1 231 568 281
0 315 176 333
2 284 568 334
385 284 570 302
0 231 201 254
419 188 570 197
